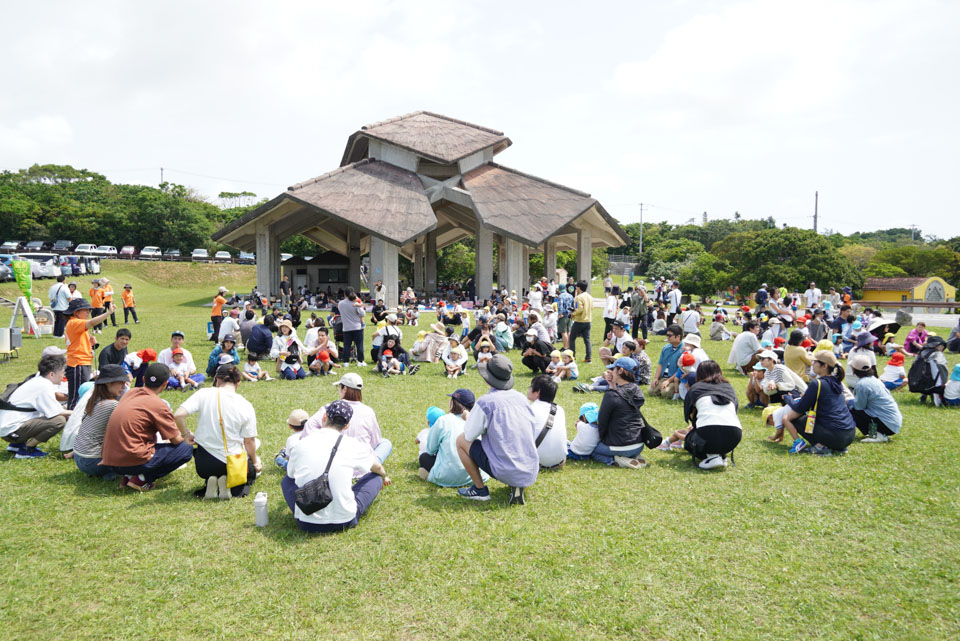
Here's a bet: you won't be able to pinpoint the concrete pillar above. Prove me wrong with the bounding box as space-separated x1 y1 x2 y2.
369 235 400 307
544 237 557 282
347 228 362 293
255 221 280 297
425 231 438 295
503 238 526 300
475 227 493 303
497 239 506 291
577 229 592 284
413 242 425 291
269 232 281 297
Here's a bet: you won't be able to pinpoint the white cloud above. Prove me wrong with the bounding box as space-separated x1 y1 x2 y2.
0 115 74 154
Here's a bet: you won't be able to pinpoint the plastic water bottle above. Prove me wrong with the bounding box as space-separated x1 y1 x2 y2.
254 492 269 527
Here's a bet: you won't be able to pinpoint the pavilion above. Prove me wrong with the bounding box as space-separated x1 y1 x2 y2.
211 111 629 305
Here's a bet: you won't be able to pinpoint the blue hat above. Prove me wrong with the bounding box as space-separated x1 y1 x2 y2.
78 381 95 398
446 388 476 410
325 399 354 425
852 320 862 330
578 402 599 424
607 356 638 373
951 364 960 383
426 406 445 427
760 339 773 348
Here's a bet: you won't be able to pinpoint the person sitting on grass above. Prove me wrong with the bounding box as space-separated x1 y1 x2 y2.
727 320 763 375
206 334 239 378
242 352 271 382
100 363 194 490
844 331 878 387
0 353 72 459
944 364 960 407
416 389 486 487
475 337 495 365
848 355 903 443
903 321 929 355
456 354 538 505
98 328 131 369
271 319 308 380
123 348 156 387
746 350 806 409
948 318 960 354
914 335 949 407
779 351 857 456
441 335 469 378
598 320 630 366
174 364 261 499
678 360 742 470
304 373 392 465
566 402 600 460
555 349 579 381
167 348 205 390
306 327 339 375
519 328 553 375
878 352 907 391
527 374 568 470
274 409 308 470
72 364 127 478
283 400 392 533
591 357 648 469
648 324 684 399
158 330 196 372
545 350 562 380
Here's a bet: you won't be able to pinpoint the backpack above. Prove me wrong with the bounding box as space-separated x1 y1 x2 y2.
907 351 936 393
755 289 766 304
0 375 37 413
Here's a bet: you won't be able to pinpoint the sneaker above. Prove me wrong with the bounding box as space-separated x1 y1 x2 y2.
509 486 525 505
457 485 491 501
409 365 420 376
14 445 48 459
669 440 684 450
417 467 429 481
698 454 727 470
861 433 890 443
203 476 219 499
933 394 943 408
810 444 833 457
6 443 21 453
357 361 367 367
571 384 584 394
124 474 154 491
656 440 672 451
789 438 808 454
614 455 647 469
217 475 230 500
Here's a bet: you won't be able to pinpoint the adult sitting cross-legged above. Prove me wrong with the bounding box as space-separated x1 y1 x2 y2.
456 354 539 505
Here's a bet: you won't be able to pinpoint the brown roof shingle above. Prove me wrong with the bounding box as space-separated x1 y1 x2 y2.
863 277 928 291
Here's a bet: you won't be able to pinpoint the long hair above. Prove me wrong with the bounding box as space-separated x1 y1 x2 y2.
695 360 728 384
85 382 120 416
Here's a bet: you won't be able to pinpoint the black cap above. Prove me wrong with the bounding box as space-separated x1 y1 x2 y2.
144 362 170 388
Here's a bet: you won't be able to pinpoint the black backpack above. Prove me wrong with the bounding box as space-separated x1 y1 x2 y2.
907 351 937 393
0 375 37 412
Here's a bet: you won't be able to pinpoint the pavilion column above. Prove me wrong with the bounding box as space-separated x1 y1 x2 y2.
425 231 438 295
475 227 493 303
413 241 425 292
503 238 526 300
544 237 557 282
269 232 281 297
255 221 280 297
347 228 362 293
577 229 592 284
497 239 506 292
370 236 400 308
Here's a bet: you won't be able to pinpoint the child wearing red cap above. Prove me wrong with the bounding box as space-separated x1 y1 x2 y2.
879 353 907 391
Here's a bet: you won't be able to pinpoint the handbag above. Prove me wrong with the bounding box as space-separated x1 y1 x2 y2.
218 391 248 489
295 433 343 515
806 380 822 433
639 413 663 450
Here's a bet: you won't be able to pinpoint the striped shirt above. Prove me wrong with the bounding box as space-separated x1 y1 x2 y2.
73 399 119 459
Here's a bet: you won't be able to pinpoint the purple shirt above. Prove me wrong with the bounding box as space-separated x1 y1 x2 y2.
463 389 539 488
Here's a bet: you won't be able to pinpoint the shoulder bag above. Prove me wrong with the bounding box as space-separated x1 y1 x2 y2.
218 391 249 489
806 380 822 433
295 433 344 515
535 403 557 447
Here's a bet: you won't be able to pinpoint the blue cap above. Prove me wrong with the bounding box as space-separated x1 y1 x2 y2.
760 339 773 348
578 402 599 424
325 399 354 425
446 388 476 409
951 364 960 382
426 406 445 427
852 320 862 329
606 356 638 373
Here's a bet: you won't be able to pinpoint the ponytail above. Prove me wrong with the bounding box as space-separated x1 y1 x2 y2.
832 364 845 382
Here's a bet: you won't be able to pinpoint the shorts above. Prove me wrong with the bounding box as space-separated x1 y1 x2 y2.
882 379 903 391
945 397 960 407
468 440 494 477
557 316 572 334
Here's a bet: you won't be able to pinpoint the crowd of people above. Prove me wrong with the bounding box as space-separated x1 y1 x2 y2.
2 270 958 535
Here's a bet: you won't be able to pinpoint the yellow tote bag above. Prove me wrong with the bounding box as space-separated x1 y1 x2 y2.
218 391 248 489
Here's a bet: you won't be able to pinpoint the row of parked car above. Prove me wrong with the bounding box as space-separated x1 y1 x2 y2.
0 253 102 282
0 240 255 264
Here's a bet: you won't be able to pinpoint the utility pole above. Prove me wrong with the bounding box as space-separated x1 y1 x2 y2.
813 191 818 233
910 224 919 241
702 211 707 225
638 203 644 257
160 167 164 184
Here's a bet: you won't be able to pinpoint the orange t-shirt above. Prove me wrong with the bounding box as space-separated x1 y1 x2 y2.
89 287 104 308
65 317 92 367
102 286 114 302
212 295 226 317
121 290 135 308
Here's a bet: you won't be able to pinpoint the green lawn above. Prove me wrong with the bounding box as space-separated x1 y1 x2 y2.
0 261 958 641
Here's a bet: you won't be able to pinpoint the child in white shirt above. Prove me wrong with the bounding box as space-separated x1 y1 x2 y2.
945 364 960 407
567 402 600 459
556 350 579 381
475 338 494 365
242 353 270 382
546 350 562 381
275 409 308 469
879 353 907 391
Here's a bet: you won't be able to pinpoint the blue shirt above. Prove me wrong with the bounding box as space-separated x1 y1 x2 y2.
658 343 684 378
424 413 488 487
557 292 574 318
853 376 902 433
787 376 856 432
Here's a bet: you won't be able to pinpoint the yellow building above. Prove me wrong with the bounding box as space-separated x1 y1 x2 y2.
862 276 956 313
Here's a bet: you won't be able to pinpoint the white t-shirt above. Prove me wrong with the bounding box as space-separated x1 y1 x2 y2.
603 295 618 320
803 288 822 309
879 364 906 383
287 428 375 524
668 288 682 313
244 361 261 376
178 387 257 463
569 420 599 456
681 310 701 334
218 316 240 342
0 375 63 437
528 289 543 311
530 400 567 468
304 327 320 349
285 431 303 455
945 379 960 401
158 346 196 371
608 332 630 353
728 331 761 367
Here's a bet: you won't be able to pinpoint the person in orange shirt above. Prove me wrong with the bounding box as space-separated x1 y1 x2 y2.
88 279 105 335
64 298 114 409
211 286 227 342
121 283 139 324
101 277 118 328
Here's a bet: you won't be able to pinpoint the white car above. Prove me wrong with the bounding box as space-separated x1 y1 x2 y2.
139 246 161 260
75 243 98 255
214 251 232 263
191 248 210 262
97 245 118 256
18 253 61 279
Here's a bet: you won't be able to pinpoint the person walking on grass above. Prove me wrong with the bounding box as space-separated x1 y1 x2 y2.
121 283 139 324
338 287 367 365
88 278 105 334
456 354 538 505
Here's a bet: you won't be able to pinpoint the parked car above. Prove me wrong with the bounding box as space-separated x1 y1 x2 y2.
0 263 11 282
214 250 232 263
25 240 55 251
75 243 98 255
19 253 61 279
119 245 137 259
163 248 181 259
97 245 118 256
83 256 101 274
191 248 210 262
139 246 161 260
237 251 255 264
1 241 24 252
52 240 74 252
0 253 21 267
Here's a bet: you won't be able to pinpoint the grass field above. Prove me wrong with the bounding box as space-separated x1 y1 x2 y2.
0 261 958 641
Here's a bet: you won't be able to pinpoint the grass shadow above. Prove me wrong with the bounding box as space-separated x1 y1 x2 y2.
412 484 518 513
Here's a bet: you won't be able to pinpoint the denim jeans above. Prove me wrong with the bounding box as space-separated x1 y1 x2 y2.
105 441 194 482
282 472 383 533
74 453 118 480
590 441 645 465
374 439 392 463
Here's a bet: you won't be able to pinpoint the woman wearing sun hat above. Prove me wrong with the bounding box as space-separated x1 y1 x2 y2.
206 334 240 378
780 350 857 455
270 319 306 380
71 364 128 478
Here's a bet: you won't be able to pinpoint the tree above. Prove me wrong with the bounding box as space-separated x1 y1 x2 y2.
647 238 704 265
678 253 733 297
838 244 877 269
862 262 908 278
873 245 960 284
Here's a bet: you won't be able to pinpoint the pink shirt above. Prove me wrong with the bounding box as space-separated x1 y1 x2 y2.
904 328 927 354
304 400 382 456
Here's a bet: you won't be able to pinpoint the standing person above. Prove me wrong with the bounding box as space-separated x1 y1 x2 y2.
210 287 227 342
101 278 117 327
338 287 367 365
121 283 139 324
648 324 684 398
98 328 131 369
803 281 822 312
456 354 539 505
88 279 105 334
569 280 594 364
602 286 620 338
279 275 291 308
64 298 114 409
526 375 567 469
666 281 682 326
630 286 649 341
48 275 71 337
0 353 72 459
603 271 613 295
556 285 575 349
100 363 194 490
755 283 769 312
681 361 743 469
174 364 261 499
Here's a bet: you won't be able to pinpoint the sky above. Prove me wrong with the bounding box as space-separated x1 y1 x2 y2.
2 0 958 238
